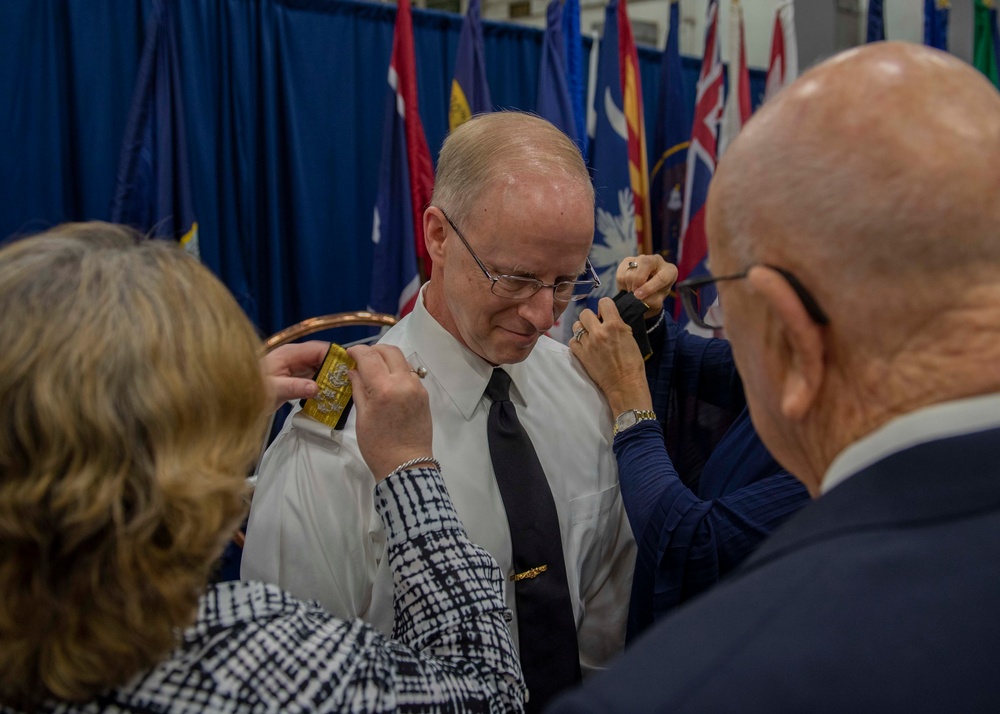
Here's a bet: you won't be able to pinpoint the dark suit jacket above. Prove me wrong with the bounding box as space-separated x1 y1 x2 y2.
549 426 1000 713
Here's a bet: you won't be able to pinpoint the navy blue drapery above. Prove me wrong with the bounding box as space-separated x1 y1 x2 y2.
0 0 764 336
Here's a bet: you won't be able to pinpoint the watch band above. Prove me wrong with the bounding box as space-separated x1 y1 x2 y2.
613 409 657 436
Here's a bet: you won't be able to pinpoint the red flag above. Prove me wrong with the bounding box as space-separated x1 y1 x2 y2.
394 0 435 283
370 0 434 317
617 0 652 254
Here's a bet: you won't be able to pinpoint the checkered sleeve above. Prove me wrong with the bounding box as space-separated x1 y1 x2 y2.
32 467 524 714
372 466 526 710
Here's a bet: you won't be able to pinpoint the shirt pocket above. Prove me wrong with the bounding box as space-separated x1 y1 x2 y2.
569 483 621 525
567 484 624 608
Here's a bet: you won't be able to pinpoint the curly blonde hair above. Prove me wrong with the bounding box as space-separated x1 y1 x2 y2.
0 223 269 708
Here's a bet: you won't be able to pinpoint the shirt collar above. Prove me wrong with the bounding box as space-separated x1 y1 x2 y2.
407 287 530 420
821 392 1000 494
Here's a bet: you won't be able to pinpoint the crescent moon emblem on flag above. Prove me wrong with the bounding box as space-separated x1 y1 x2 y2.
603 87 628 142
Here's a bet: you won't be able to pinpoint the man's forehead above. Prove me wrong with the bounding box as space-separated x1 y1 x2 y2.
481 231 591 273
497 255 590 279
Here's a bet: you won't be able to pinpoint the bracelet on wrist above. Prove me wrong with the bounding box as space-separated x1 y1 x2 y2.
387 456 441 479
645 309 665 334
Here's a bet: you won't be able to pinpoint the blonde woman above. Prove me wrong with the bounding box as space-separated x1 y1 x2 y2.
0 223 523 712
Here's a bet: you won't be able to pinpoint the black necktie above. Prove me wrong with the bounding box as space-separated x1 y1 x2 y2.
485 368 581 712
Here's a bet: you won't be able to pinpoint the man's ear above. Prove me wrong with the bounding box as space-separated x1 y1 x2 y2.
748 266 826 422
424 207 448 264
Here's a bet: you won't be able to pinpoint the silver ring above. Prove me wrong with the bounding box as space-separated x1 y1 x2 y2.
573 326 587 343
627 261 639 270
410 366 428 379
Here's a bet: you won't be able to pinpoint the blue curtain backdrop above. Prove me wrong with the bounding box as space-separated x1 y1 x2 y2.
0 0 764 336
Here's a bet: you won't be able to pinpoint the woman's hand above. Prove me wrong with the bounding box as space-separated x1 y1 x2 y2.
347 344 434 482
616 254 678 319
261 341 329 412
569 298 654 416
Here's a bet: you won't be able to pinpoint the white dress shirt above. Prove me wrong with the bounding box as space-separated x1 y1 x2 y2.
242 289 636 673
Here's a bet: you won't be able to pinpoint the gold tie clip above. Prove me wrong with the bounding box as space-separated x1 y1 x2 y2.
511 564 548 582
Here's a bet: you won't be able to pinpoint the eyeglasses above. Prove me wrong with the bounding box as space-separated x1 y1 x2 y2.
438 208 601 303
676 264 830 330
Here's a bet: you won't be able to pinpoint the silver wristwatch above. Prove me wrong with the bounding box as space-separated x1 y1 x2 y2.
613 409 657 436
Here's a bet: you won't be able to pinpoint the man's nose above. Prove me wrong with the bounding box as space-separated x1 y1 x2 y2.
517 287 557 333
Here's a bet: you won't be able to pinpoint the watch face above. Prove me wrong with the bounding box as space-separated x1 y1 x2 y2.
617 411 638 430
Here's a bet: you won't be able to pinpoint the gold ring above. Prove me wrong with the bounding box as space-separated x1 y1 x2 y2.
627 261 639 270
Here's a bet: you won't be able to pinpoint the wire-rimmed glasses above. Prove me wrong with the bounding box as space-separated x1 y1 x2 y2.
676 265 829 330
439 208 600 303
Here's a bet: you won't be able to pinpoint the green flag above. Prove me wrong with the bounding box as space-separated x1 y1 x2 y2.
974 0 999 87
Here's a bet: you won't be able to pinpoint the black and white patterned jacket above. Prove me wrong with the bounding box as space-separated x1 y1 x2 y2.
16 467 524 713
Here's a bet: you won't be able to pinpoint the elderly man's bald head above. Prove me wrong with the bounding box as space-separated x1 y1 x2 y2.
705 43 1000 492
710 42 1000 326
